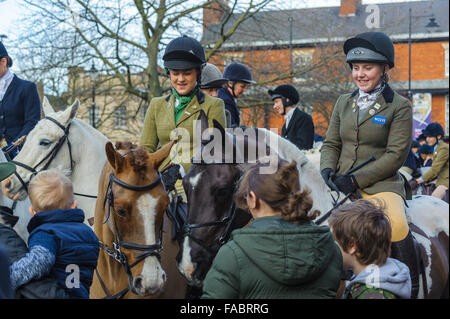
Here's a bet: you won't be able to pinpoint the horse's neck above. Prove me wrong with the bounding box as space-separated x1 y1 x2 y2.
256 128 335 216
67 120 108 222
69 120 108 195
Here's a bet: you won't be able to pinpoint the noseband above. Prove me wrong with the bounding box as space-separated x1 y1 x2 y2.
97 156 165 299
182 199 237 256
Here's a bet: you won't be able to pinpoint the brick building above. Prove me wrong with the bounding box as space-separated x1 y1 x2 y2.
202 0 449 137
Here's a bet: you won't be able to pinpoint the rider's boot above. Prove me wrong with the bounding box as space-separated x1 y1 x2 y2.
390 230 420 299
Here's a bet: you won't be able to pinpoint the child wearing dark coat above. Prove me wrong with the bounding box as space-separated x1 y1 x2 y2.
9 169 99 298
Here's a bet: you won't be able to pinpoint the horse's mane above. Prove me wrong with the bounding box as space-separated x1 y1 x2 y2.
115 141 149 171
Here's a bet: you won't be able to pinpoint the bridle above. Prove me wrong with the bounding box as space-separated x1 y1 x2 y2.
9 116 96 199
182 133 243 257
96 152 165 299
182 196 238 256
11 117 73 193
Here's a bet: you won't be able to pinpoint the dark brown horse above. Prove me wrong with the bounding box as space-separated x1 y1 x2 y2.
90 140 187 298
179 113 449 299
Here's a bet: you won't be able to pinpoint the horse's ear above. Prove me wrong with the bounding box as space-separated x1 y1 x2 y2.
151 139 177 169
213 119 226 139
105 142 124 171
69 100 80 120
61 99 80 126
42 96 55 116
197 109 209 134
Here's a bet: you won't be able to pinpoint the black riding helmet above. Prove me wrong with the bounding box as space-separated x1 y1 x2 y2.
268 84 299 115
344 32 395 69
223 62 256 98
163 35 206 71
422 122 445 138
0 41 13 67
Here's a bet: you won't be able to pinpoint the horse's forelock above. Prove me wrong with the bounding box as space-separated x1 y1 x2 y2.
115 141 149 171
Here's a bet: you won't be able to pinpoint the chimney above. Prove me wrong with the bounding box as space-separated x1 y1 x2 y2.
339 0 361 17
203 0 229 33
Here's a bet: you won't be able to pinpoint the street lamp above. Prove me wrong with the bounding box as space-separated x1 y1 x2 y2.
408 9 440 101
88 62 98 128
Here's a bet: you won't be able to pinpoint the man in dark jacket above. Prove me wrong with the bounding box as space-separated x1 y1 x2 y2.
269 84 315 150
217 62 256 128
0 41 41 159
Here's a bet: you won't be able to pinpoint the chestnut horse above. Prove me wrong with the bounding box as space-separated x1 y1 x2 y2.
90 141 187 298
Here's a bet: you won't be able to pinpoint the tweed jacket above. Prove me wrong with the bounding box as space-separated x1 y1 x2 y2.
422 141 449 188
320 84 412 200
140 89 226 173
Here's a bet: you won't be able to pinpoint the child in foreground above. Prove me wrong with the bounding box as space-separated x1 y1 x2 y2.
329 199 412 299
9 169 99 298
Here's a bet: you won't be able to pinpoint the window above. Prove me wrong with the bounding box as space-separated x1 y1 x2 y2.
292 49 314 83
88 106 99 127
114 105 127 129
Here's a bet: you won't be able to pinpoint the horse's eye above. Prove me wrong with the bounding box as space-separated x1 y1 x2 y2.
115 207 126 218
39 139 52 146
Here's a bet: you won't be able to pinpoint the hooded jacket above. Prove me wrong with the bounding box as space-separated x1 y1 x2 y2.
201 215 342 299
345 258 412 299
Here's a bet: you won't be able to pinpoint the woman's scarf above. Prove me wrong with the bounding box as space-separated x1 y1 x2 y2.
172 87 198 123
356 81 385 111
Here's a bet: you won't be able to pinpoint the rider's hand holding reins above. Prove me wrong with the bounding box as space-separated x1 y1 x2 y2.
333 174 359 195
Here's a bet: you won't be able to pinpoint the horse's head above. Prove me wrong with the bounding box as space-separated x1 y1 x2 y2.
178 111 251 286
2 99 79 201
101 140 175 297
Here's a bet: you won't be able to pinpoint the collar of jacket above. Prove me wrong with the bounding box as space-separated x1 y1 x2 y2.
351 83 394 103
165 87 205 104
27 208 85 233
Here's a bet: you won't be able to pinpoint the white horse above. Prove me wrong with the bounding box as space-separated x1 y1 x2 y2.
1 98 109 239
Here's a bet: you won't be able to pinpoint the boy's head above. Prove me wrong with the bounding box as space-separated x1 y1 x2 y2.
329 199 391 268
418 144 433 160
28 169 75 214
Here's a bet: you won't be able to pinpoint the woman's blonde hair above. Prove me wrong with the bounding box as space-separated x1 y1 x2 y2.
29 169 74 212
234 160 320 224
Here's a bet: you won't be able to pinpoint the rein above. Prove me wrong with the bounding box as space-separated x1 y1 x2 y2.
96 162 164 299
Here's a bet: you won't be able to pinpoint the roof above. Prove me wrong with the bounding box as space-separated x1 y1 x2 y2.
202 0 449 50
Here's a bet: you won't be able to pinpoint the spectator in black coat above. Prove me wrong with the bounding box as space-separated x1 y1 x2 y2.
269 84 314 150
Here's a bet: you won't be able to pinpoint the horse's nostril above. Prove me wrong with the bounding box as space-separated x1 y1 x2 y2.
162 272 166 282
133 276 143 290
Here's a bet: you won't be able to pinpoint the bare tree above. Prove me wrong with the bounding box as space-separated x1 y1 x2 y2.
11 0 273 137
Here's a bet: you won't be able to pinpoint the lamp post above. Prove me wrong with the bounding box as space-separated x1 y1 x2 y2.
88 62 98 128
408 9 440 101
